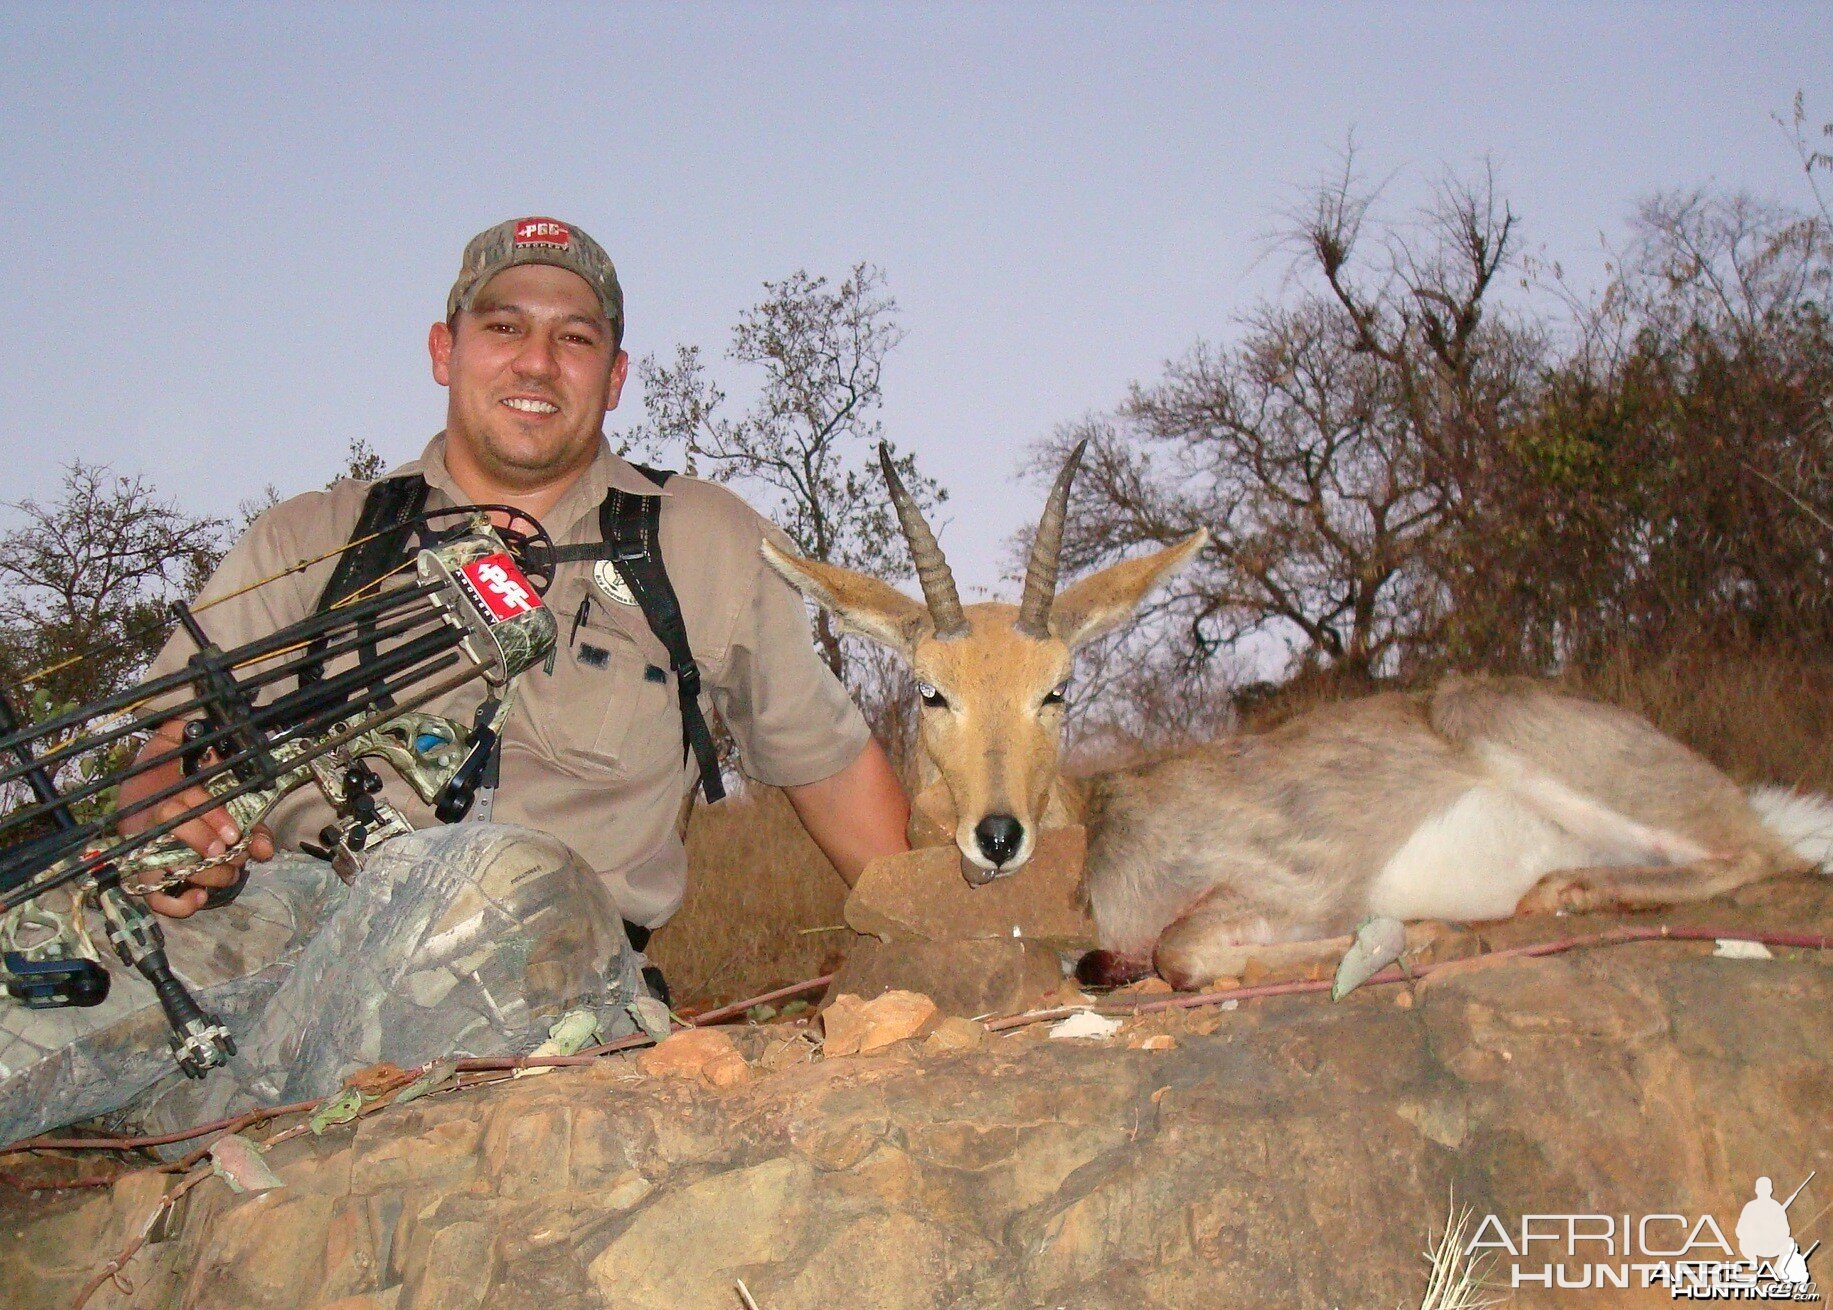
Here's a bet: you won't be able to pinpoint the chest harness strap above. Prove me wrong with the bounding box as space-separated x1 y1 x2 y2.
303 474 432 709
309 468 725 808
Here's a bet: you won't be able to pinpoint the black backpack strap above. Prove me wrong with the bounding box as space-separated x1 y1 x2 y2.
599 469 726 803
301 474 432 705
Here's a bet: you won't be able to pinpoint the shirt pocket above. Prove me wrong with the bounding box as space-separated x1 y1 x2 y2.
550 611 680 783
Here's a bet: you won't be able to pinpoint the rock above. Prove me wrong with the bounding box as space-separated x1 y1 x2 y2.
923 1016 988 1053
349 1108 481 1194
399 1220 493 1310
846 827 1093 947
857 991 939 1053
826 937 1064 1018
772 1209 999 1309
598 1170 653 1212
481 1103 571 1197
636 1027 742 1081
701 1049 756 1088
587 1157 814 1310
759 1032 818 1071
5 881 1828 1310
319 1296 400 1310
818 992 869 1056
822 989 938 1056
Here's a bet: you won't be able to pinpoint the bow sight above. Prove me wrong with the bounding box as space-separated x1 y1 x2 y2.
0 509 556 1078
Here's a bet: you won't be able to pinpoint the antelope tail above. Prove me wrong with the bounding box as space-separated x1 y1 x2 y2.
1748 786 1833 871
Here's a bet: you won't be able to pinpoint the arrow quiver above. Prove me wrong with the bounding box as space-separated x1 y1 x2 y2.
0 510 557 1078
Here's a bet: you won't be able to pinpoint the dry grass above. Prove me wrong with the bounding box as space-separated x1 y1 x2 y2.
1412 1199 1499 1310
649 645 1833 1007
1241 645 1833 793
644 785 853 1010
1566 646 1833 793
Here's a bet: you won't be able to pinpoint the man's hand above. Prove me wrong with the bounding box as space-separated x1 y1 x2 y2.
115 720 275 919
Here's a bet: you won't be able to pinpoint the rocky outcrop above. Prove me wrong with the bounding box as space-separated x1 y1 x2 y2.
4 877 1829 1310
832 794 1092 1017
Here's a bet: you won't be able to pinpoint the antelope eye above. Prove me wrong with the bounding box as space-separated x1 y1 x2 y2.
916 682 948 708
1042 683 1068 707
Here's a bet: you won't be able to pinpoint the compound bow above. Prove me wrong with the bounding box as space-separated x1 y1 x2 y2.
0 507 558 1078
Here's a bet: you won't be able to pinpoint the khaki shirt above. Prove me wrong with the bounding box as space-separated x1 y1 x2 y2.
145 434 869 926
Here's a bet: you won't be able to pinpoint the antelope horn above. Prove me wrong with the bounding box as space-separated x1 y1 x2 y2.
1015 439 1087 638
878 442 969 638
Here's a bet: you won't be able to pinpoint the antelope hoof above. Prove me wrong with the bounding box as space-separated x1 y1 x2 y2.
1516 875 1607 916
1074 949 1153 989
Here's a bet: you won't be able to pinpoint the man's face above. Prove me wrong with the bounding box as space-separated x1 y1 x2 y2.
428 263 629 491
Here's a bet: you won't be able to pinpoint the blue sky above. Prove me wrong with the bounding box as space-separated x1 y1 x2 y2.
2 3 1828 592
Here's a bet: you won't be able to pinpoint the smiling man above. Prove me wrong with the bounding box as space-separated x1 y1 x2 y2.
0 217 910 1146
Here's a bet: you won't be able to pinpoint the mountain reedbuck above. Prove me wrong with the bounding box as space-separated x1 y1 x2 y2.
763 444 1833 989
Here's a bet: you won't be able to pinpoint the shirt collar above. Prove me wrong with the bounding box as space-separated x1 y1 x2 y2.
407 432 672 538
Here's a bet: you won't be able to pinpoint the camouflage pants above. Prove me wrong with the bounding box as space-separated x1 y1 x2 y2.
0 823 644 1149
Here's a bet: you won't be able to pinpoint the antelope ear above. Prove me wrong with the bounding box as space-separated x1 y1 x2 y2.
1049 529 1207 649
760 540 933 655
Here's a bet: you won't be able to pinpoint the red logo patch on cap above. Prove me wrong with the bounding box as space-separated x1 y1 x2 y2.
513 218 571 249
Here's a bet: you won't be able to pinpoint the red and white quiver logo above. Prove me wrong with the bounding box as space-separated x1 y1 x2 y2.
458 554 541 623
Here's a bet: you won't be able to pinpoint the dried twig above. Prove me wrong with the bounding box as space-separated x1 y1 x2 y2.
69 1168 209 1310
1738 458 1833 536
983 925 1828 1033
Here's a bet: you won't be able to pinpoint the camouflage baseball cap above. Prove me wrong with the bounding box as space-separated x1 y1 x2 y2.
446 216 624 344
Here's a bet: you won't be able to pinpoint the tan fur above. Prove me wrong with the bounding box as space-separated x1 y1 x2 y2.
763 532 1203 881
765 537 1813 989
1088 678 1812 985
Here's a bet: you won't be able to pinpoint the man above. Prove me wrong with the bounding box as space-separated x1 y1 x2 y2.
0 217 909 1144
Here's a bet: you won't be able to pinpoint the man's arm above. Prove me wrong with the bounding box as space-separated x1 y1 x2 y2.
782 738 910 886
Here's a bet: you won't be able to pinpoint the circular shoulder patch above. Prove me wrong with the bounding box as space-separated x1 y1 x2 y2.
593 560 640 606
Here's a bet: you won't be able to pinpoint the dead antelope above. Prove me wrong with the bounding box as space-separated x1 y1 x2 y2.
763 443 1833 990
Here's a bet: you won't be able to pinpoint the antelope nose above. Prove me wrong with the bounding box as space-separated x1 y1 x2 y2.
974 814 1024 867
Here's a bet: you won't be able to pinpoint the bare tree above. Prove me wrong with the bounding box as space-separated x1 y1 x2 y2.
338 435 387 483
1776 90 1833 228
0 462 227 709
626 264 943 762
1036 157 1540 706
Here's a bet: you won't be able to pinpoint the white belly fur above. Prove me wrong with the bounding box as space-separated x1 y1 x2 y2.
1366 782 1686 922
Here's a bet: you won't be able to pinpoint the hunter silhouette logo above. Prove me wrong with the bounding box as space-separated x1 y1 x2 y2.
1467 1171 1821 1299
1737 1175 1819 1292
